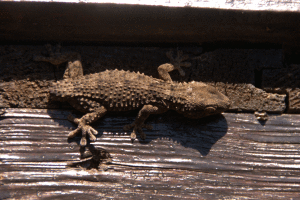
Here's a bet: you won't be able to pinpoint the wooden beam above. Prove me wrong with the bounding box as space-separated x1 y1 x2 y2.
1 2 300 45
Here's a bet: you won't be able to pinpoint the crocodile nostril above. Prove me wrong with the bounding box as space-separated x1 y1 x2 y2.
205 106 216 113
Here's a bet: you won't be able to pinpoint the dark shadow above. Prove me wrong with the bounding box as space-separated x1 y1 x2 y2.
144 111 229 156
67 145 112 170
257 119 267 126
48 109 228 158
0 44 286 86
95 110 227 157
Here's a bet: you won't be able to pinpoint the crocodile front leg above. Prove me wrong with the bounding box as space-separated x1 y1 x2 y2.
67 98 107 146
68 107 107 146
157 50 191 82
123 105 168 141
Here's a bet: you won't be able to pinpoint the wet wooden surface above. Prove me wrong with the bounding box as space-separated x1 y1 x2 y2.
1 108 300 199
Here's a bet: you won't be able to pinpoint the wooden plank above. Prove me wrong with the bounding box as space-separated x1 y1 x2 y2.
1 108 300 199
1 2 300 45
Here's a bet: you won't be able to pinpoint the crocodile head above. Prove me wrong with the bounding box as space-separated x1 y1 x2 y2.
176 81 230 119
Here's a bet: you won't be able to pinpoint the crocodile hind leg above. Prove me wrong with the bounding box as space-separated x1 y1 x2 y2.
123 105 168 141
157 50 191 82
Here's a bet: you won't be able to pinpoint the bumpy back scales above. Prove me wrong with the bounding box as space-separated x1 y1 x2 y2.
50 69 182 111
50 69 230 117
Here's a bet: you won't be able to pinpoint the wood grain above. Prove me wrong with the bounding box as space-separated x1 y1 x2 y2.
1 2 300 45
1 108 300 199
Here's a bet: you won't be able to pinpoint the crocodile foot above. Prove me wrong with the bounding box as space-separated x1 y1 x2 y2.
123 122 153 141
68 114 98 146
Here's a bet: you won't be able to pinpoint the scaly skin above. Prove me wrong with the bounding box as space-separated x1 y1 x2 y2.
35 46 230 146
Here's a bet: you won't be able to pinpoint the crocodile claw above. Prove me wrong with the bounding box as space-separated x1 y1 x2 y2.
123 123 153 141
166 50 191 77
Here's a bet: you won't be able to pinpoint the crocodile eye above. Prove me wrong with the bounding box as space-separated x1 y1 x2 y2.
205 106 216 113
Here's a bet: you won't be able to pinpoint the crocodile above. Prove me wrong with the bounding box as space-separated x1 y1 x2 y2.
34 47 230 146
